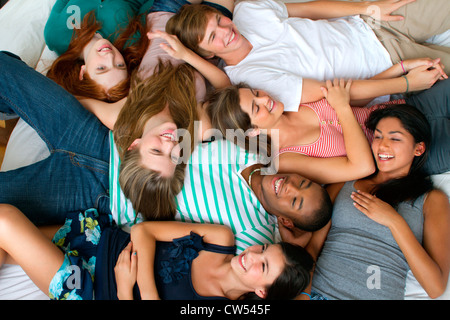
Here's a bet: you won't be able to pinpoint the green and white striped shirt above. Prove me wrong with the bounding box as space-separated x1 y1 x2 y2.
109 132 279 252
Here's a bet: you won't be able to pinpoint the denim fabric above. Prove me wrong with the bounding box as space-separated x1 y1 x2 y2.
310 290 329 300
406 79 450 175
149 0 232 18
0 51 111 226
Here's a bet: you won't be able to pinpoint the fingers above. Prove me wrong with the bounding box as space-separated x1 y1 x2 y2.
117 242 136 270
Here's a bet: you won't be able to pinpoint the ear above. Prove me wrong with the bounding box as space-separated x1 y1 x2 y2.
127 138 141 151
79 65 86 81
414 142 425 156
278 216 295 229
247 127 260 138
255 288 267 299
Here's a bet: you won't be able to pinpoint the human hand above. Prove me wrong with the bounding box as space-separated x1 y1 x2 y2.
351 190 400 227
114 242 137 300
403 58 447 80
366 0 416 21
147 30 191 61
405 63 444 92
320 78 352 111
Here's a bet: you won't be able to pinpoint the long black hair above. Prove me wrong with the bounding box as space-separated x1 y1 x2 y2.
366 104 434 207
244 242 314 300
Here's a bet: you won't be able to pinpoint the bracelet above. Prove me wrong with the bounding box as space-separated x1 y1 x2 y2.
402 75 409 93
399 60 406 74
300 292 311 299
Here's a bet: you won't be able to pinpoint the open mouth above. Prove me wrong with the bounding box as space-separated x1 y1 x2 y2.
160 130 177 142
227 30 236 46
98 44 112 52
378 153 394 160
268 100 274 113
239 252 247 271
273 177 285 195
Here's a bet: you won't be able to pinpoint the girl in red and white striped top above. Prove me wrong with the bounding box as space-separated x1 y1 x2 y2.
206 58 445 184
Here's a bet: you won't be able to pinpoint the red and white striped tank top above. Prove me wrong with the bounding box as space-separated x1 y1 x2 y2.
278 98 405 158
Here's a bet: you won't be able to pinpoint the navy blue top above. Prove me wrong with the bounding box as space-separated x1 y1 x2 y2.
94 228 236 300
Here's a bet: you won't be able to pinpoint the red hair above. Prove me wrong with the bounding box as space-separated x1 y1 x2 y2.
46 11 149 102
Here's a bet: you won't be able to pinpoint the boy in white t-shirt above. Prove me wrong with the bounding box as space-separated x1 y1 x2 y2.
167 0 449 111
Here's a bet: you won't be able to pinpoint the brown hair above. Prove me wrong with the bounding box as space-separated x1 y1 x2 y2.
166 4 220 57
206 83 272 156
113 61 199 220
46 11 149 102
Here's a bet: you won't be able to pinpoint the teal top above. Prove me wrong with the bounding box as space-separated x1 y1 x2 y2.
44 0 154 55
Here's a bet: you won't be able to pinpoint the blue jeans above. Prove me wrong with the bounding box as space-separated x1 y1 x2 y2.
0 51 111 226
406 79 450 175
149 0 233 18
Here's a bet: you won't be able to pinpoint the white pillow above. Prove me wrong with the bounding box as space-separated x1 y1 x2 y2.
0 0 57 68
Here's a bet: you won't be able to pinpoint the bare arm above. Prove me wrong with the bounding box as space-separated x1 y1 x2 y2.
352 189 450 298
148 30 231 89
77 97 126 130
286 0 414 20
280 79 375 184
300 63 444 105
129 221 234 300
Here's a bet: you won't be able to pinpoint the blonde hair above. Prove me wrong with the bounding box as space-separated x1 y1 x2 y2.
114 61 199 220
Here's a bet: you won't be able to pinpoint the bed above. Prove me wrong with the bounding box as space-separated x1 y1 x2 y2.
0 0 449 300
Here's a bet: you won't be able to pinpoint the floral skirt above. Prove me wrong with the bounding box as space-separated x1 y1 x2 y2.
48 208 112 300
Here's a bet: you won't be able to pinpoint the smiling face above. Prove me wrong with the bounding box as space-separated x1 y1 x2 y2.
199 13 244 58
238 88 284 130
82 37 128 91
129 108 181 178
257 173 324 223
372 117 425 178
231 244 286 298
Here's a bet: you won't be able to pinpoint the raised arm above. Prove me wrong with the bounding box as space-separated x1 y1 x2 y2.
300 61 445 105
148 30 231 89
286 0 415 20
280 79 375 184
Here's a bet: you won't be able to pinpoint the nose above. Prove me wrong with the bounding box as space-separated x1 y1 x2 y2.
246 251 263 268
378 137 391 149
283 179 298 195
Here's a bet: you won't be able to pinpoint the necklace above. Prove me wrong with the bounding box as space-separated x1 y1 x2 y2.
248 168 261 189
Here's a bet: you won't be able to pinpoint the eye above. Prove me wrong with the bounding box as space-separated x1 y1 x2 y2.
116 63 126 68
151 148 162 155
292 197 297 208
97 66 106 71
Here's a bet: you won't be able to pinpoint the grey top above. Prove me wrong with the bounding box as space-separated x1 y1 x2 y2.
312 181 425 300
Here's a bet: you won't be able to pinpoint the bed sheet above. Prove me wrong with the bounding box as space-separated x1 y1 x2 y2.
0 0 449 301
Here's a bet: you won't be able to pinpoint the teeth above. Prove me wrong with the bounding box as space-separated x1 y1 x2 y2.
378 154 394 160
161 133 176 141
268 100 274 112
99 47 111 52
274 177 284 194
242 254 246 270
228 31 235 45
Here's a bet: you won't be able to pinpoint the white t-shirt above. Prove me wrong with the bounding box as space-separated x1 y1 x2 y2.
225 0 392 111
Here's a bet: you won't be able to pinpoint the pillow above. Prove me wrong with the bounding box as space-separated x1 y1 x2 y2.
0 0 57 68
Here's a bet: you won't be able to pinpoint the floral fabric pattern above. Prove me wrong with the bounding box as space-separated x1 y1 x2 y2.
48 208 112 300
